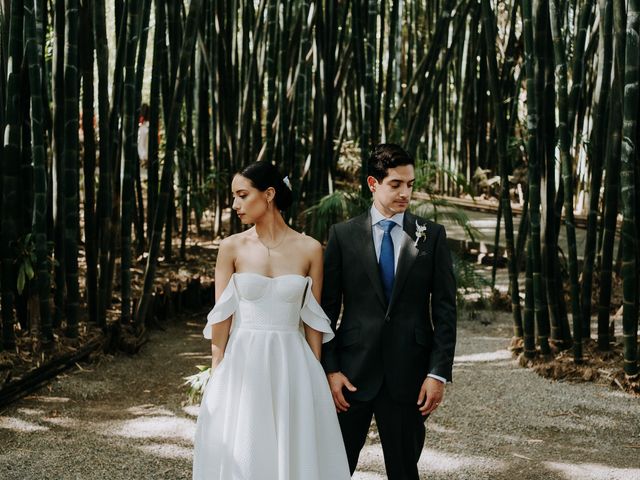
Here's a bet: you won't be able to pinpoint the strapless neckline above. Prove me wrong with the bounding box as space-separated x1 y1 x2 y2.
233 272 309 281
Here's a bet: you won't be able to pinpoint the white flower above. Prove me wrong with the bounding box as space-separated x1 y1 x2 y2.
414 221 427 247
184 365 211 404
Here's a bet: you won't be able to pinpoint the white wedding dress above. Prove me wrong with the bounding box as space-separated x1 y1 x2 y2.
193 272 351 480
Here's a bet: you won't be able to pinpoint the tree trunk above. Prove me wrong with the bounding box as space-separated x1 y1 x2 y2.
619 0 639 377
120 0 141 325
481 0 523 340
94 0 112 329
79 0 98 326
549 0 583 362
582 0 613 335
62 0 80 338
25 0 52 343
1 0 23 349
522 0 550 355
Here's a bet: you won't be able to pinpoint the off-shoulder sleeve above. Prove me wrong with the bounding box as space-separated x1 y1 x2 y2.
203 276 238 339
300 278 335 343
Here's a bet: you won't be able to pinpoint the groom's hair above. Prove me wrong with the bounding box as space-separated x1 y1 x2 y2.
367 143 414 182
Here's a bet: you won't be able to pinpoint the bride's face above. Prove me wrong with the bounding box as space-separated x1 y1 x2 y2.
231 174 274 224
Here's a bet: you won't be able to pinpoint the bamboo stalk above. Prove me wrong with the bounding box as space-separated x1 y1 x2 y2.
619 0 639 377
1 0 23 349
550 0 584 362
24 0 51 343
522 0 551 355
481 0 523 340
120 0 141 325
135 0 204 327
62 0 80 338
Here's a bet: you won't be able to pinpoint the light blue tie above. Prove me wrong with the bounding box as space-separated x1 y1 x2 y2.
378 220 396 302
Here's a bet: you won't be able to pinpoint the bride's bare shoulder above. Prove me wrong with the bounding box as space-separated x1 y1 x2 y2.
219 229 256 252
291 230 322 253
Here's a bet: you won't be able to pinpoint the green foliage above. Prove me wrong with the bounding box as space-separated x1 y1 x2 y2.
334 140 362 184
191 170 230 221
411 160 479 242
452 251 491 304
302 189 370 241
414 160 473 196
14 234 37 295
410 201 479 243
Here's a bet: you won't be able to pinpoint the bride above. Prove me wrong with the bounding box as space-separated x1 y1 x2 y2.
193 161 351 479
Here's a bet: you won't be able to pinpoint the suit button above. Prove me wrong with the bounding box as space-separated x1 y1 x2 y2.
385 315 391 323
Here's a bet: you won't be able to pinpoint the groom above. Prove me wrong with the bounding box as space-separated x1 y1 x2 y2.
321 144 457 479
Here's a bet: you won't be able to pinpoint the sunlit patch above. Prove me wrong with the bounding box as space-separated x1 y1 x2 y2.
417 448 507 473
545 461 640 480
104 416 195 442
17 408 45 416
486 433 540 445
599 390 638 399
352 472 385 479
178 352 209 358
182 405 200 417
454 350 512 363
469 336 510 342
358 445 505 474
42 416 80 428
127 405 176 417
137 442 193 460
357 446 385 467
0 416 49 432
470 220 499 228
427 423 457 434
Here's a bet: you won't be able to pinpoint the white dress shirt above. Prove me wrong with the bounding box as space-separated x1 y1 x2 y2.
370 205 447 385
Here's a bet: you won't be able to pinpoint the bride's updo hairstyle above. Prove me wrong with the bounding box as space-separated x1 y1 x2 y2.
238 161 293 211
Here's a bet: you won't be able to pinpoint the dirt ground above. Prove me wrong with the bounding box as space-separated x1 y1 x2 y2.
1 308 639 480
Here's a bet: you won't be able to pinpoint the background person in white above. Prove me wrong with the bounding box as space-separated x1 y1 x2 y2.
321 143 457 480
137 103 149 172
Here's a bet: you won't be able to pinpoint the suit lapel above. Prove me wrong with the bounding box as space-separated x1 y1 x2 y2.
387 212 420 312
353 212 387 307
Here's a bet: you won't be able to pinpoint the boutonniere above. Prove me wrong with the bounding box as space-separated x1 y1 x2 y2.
414 221 427 247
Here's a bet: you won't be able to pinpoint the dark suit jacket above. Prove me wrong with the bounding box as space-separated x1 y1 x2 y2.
321 210 457 403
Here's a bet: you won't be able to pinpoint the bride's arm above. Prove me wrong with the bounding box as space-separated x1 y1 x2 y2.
304 241 324 361
211 238 235 370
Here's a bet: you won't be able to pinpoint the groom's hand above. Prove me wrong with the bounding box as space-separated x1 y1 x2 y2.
327 372 357 412
417 377 445 416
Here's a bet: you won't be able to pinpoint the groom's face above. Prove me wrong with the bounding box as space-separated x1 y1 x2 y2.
368 164 415 217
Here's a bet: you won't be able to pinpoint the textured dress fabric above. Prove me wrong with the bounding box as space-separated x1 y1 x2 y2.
193 272 351 480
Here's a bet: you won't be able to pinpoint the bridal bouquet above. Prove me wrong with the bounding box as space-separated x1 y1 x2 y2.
184 365 211 404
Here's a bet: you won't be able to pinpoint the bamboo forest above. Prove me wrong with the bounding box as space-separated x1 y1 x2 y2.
1 0 639 478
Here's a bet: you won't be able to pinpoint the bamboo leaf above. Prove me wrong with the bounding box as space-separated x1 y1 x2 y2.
17 266 26 295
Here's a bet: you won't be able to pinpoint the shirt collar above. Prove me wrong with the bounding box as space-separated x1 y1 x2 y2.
370 205 404 228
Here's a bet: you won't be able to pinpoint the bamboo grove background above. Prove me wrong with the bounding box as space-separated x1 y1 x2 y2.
0 0 638 378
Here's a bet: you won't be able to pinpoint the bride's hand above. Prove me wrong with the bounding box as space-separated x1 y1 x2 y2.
211 356 223 372
211 344 224 371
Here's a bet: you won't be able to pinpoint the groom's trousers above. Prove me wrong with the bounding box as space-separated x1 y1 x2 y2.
338 382 426 480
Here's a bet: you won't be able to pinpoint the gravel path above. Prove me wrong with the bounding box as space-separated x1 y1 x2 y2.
1 310 639 480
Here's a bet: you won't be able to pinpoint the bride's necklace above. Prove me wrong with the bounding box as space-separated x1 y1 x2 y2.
257 230 288 256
